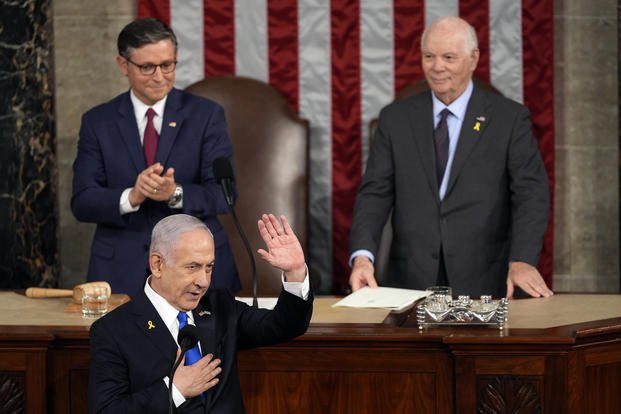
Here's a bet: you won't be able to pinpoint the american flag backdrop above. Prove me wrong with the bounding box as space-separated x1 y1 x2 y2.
137 0 554 294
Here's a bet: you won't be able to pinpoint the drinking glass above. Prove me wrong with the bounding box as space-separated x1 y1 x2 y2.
425 286 452 312
82 287 109 318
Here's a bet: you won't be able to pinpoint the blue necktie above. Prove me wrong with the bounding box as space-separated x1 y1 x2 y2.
177 312 202 365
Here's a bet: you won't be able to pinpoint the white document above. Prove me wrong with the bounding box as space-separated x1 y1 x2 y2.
235 297 278 310
332 287 431 311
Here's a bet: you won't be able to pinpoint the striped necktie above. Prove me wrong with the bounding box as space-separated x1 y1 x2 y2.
434 108 451 185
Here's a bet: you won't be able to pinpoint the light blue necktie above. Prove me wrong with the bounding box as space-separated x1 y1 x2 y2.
177 311 202 365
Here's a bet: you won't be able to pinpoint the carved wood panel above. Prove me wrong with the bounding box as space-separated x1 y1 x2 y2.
477 375 542 414
0 372 25 414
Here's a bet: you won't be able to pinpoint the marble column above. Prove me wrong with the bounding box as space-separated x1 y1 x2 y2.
553 0 620 292
0 0 58 289
53 0 134 289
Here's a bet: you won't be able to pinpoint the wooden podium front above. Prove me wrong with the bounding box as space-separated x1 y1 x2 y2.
1 291 620 413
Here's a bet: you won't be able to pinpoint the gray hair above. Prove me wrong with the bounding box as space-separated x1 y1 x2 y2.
421 16 479 54
150 214 213 264
117 17 178 59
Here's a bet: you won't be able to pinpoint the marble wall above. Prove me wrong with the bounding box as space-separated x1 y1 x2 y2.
553 0 620 292
53 1 134 289
0 0 58 289
49 0 620 292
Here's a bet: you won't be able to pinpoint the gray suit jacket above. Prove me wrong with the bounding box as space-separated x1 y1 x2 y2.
350 86 549 297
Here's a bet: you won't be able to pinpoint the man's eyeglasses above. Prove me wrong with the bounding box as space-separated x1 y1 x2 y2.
125 58 177 75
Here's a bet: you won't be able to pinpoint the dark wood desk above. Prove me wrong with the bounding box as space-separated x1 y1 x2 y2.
1 292 620 413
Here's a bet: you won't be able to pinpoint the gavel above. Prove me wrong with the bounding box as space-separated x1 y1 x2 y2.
25 281 112 304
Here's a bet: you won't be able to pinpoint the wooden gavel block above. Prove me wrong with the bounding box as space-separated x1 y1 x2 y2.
25 281 112 304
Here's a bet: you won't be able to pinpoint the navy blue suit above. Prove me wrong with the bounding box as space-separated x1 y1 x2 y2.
72 88 241 296
88 287 313 413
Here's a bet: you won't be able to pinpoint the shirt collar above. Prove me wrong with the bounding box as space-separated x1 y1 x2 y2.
144 276 194 330
130 89 168 120
431 79 473 121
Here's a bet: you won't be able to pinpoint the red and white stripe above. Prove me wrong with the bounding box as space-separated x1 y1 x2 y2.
138 0 554 294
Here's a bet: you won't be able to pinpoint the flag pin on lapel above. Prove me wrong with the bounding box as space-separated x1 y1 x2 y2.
168 121 177 127
198 310 211 317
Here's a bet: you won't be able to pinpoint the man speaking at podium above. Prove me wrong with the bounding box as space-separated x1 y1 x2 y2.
88 213 312 413
349 17 553 299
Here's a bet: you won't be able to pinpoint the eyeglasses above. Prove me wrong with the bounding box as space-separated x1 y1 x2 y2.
125 58 177 75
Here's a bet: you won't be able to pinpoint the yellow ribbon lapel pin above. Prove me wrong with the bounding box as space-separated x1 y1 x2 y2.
147 320 155 330
473 116 486 132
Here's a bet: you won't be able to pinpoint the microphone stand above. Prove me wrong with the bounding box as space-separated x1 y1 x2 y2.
169 325 200 414
168 348 187 414
214 157 258 308
227 203 258 308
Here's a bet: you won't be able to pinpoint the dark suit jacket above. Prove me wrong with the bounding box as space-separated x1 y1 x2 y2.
88 286 313 413
350 86 549 297
72 88 240 296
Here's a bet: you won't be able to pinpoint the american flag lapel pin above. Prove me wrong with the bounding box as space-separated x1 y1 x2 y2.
198 310 211 317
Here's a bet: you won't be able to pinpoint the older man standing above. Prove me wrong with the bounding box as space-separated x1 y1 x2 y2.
349 16 552 299
89 213 312 413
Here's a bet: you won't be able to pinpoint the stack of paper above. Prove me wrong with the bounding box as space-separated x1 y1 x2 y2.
332 286 431 311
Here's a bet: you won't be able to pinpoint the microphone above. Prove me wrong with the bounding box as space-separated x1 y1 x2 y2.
178 324 200 350
213 157 235 206
213 157 258 308
168 325 200 414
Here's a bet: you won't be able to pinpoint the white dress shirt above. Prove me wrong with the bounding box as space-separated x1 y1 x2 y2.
119 90 168 215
